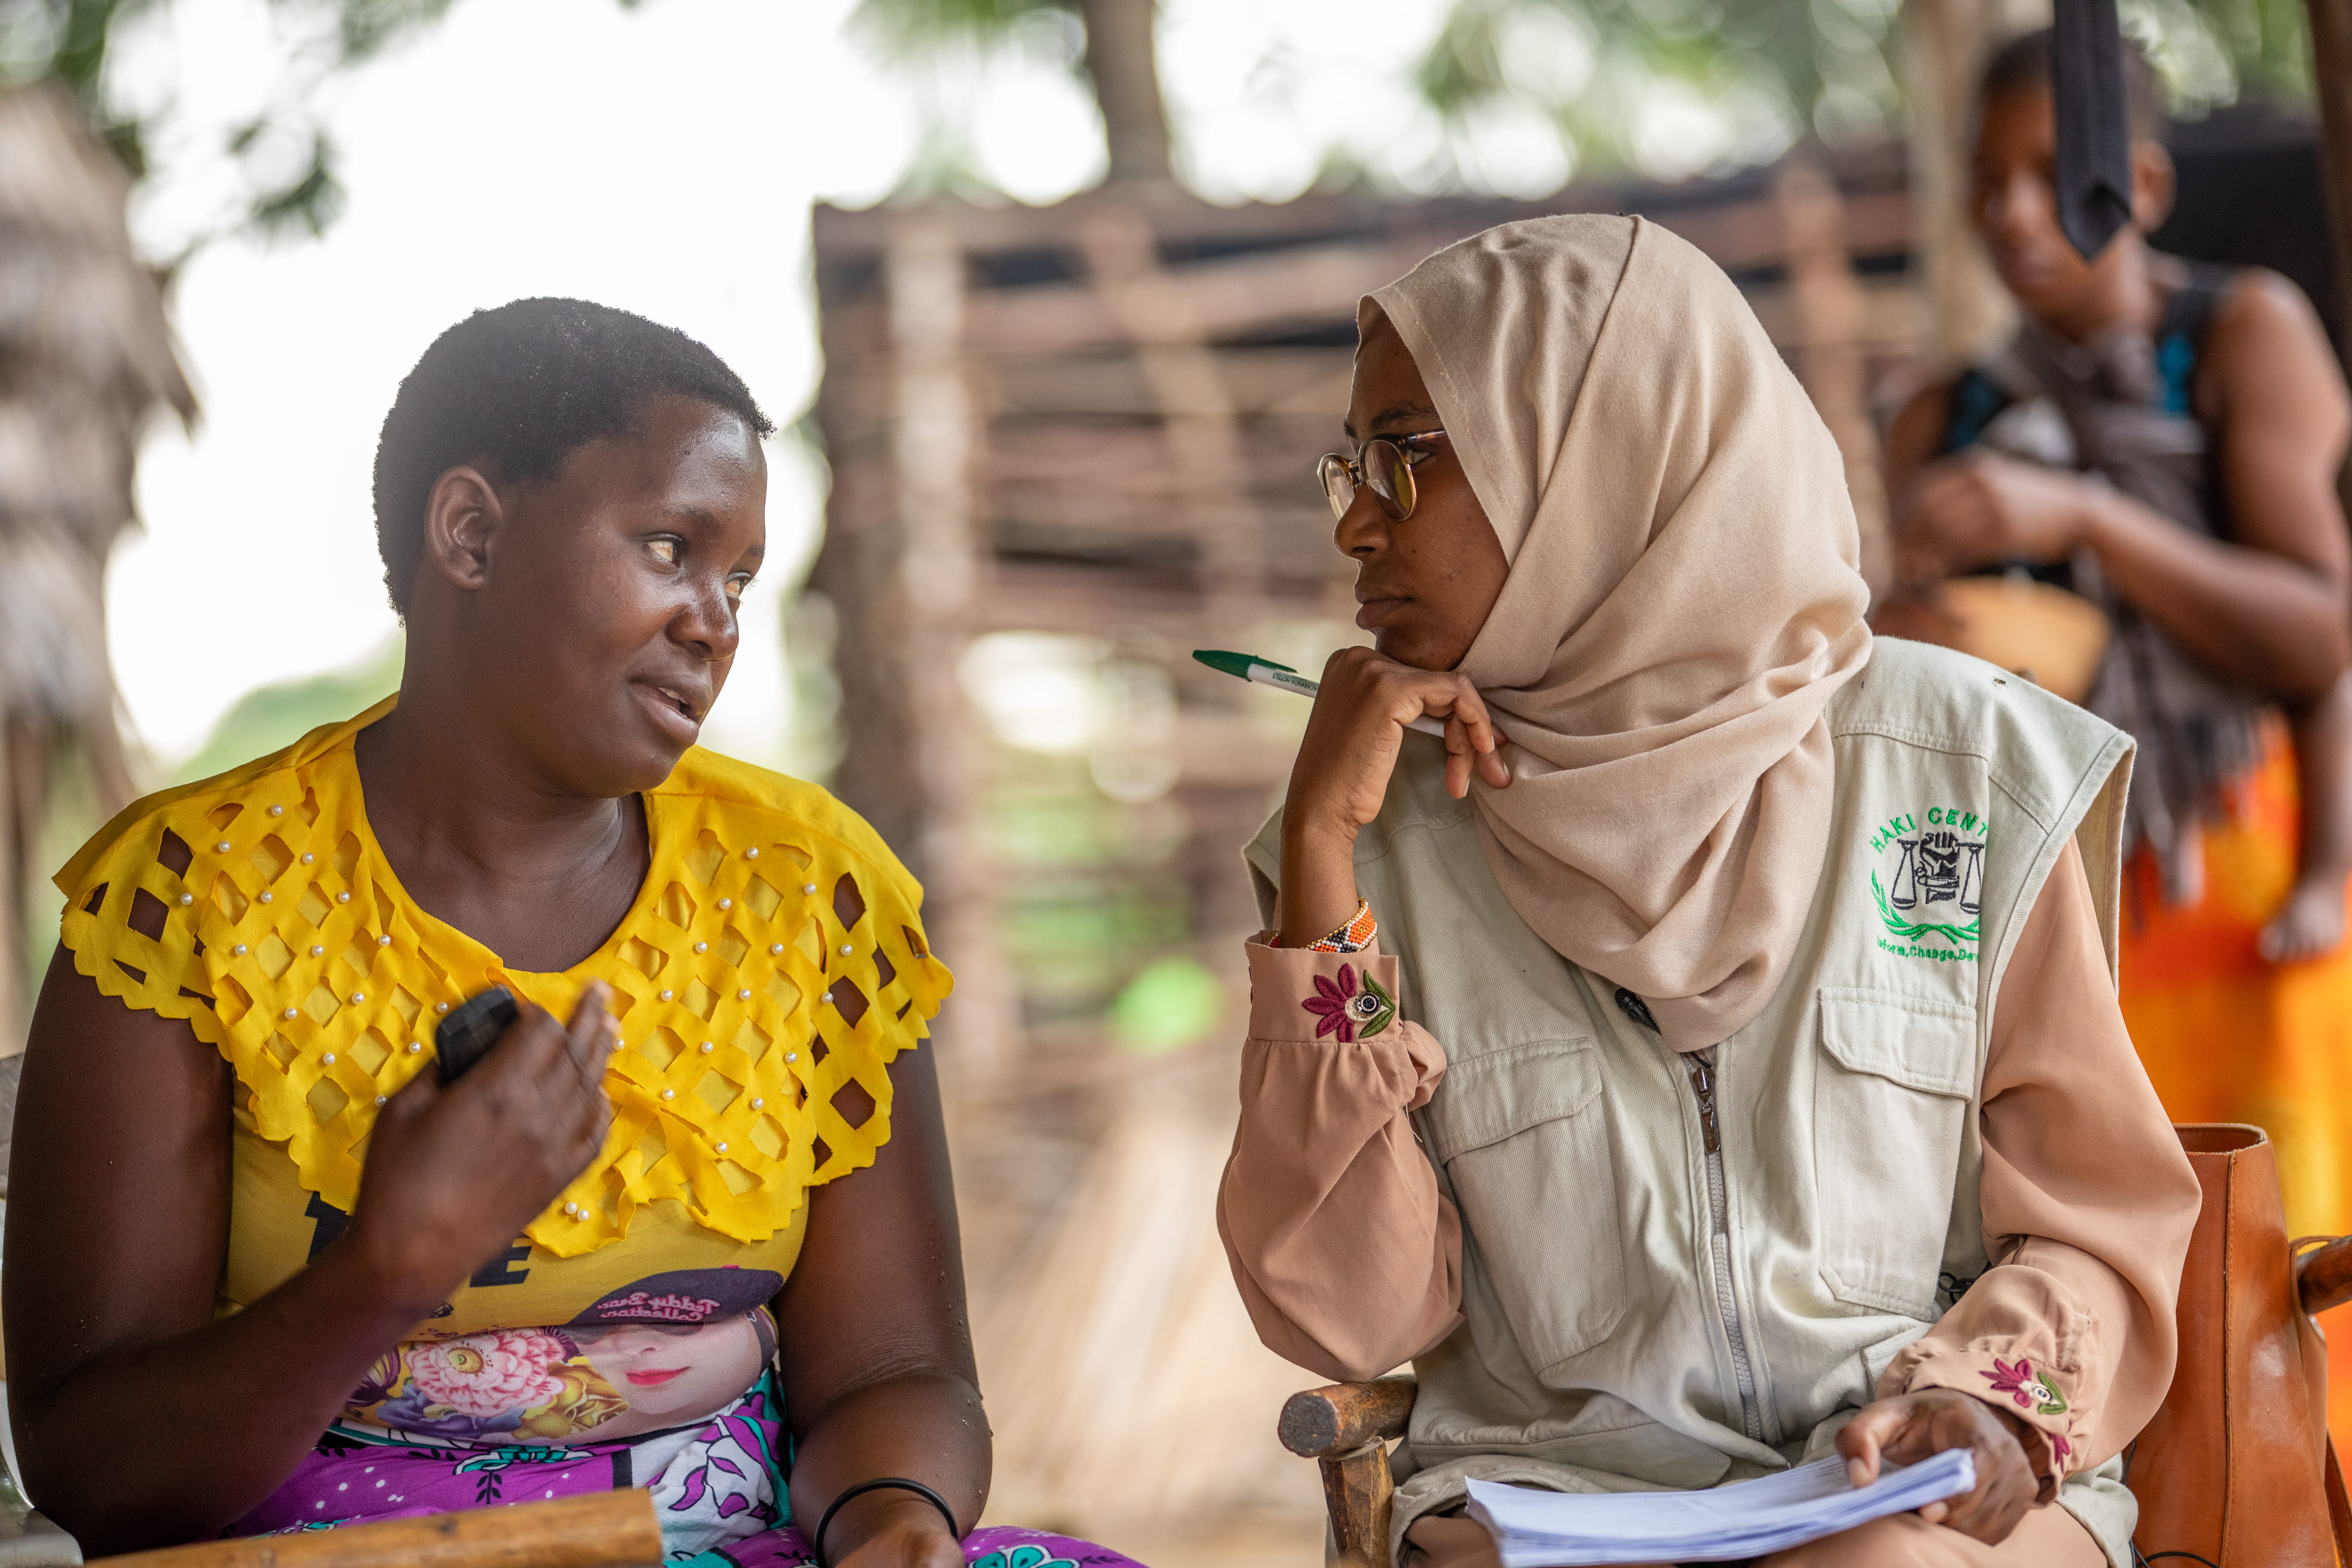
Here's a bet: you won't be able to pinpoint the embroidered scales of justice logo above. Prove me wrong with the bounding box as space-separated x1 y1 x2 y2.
1867 808 1986 962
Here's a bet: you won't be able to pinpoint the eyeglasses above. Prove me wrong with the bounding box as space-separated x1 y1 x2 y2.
1316 430 1448 523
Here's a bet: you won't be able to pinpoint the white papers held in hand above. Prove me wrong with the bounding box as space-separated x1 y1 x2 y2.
1465 1449 1977 1566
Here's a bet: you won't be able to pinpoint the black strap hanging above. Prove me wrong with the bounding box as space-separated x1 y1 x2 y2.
2051 0 2138 259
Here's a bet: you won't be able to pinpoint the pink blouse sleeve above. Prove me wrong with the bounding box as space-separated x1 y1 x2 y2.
1216 937 1465 1384
1881 838 2203 1499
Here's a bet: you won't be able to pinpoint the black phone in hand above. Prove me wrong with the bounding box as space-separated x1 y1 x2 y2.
436 986 518 1085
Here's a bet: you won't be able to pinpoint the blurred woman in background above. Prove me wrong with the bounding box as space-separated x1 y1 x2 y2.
1882 31 2352 1427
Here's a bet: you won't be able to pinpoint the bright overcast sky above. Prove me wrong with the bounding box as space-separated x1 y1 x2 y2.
105 0 1460 764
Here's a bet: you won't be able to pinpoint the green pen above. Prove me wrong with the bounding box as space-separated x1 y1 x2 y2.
1192 649 1448 737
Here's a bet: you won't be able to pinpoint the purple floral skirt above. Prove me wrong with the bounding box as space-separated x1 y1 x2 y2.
233 1374 1144 1568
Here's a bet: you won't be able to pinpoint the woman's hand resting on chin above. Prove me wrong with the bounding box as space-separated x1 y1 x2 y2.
344 981 618 1315
1837 1387 2040 1544
1278 648 1510 946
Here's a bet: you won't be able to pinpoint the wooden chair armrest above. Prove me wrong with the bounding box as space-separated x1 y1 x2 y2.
1281 1380 1419 1568
1280 1378 1419 1460
93 1492 660 1568
2300 1235 2352 1317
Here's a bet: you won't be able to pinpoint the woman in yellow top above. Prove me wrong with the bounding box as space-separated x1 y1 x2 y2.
4 299 1141 1568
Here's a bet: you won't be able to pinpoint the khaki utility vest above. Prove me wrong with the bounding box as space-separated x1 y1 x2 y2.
1245 639 2141 1565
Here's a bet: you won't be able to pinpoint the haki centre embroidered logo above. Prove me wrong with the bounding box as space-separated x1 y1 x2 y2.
1868 808 1986 962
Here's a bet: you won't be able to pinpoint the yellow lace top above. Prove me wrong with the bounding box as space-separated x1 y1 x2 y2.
54 696 953 1262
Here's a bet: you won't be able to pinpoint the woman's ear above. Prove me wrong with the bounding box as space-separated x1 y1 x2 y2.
2131 139 2176 233
420 465 502 593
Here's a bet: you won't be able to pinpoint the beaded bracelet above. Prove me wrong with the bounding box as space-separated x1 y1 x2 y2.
815 1476 962 1568
1307 898 1378 954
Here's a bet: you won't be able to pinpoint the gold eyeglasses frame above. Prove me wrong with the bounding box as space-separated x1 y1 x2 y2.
1315 430 1448 524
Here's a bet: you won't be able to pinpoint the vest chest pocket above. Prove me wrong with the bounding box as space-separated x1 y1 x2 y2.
1425 1039 1626 1375
1812 988 1979 1320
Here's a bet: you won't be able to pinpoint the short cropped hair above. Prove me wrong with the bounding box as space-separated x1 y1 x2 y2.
1978 26 2167 143
372 298 775 613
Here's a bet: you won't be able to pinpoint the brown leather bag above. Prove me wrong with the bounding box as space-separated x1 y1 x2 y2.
2127 1125 2347 1565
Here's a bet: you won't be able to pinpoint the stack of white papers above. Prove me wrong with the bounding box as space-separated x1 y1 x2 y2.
1465 1450 1977 1566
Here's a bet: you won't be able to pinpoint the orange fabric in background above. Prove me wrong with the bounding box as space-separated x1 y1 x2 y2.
2116 729 2352 1450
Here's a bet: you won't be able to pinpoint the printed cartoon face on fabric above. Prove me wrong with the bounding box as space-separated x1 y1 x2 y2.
346 1312 777 1446
566 1314 770 1422
346 1269 786 1446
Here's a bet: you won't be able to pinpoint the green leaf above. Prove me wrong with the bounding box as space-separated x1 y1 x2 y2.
848 0 1072 63
245 128 344 240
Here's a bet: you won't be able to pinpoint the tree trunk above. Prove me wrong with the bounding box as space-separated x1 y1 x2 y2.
0 88 187 1066
1077 0 1172 183
807 211 1016 1079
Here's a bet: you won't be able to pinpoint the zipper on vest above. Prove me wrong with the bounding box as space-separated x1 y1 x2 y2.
1687 1048 1766 1444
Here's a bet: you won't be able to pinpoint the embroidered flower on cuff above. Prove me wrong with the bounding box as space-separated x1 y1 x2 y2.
1302 963 1397 1042
1982 1356 2069 1418
1981 1357 2076 1471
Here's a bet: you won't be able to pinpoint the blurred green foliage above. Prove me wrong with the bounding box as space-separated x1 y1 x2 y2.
854 0 2314 192
1419 0 1895 171
170 636 403 785
1108 956 1225 1054
980 752 1194 1034
2183 0 2316 98
1418 0 2311 179
850 0 1070 59
848 0 1090 198
0 0 633 245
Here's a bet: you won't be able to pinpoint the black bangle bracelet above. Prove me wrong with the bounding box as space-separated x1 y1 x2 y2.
814 1476 962 1568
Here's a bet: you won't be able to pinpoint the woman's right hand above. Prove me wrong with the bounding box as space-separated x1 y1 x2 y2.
1278 648 1507 945
343 982 618 1311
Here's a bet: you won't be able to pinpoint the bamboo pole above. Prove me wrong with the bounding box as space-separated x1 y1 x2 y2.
94 1492 662 1568
1074 203 1268 630
879 211 1013 1080
1776 159 1893 597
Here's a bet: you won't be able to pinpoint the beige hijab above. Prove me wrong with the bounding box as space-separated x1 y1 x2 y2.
1369 214 1871 1051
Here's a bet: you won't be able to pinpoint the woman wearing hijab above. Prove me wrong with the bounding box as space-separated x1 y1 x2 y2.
1216 217 2201 1566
